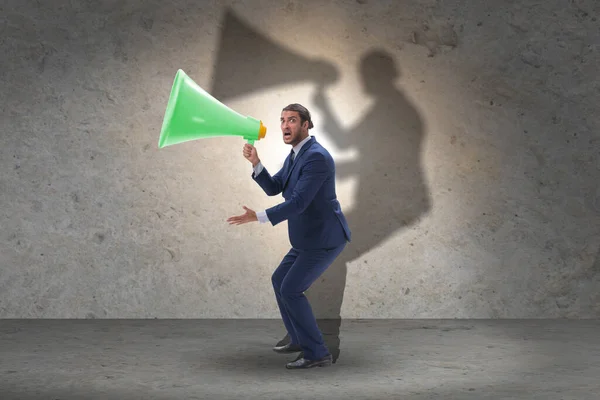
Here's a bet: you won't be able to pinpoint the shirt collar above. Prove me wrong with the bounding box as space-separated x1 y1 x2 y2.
292 135 312 155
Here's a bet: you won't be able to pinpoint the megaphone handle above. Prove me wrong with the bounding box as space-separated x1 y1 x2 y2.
247 139 255 145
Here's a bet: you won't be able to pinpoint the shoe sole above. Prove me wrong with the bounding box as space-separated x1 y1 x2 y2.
273 349 302 354
285 360 332 369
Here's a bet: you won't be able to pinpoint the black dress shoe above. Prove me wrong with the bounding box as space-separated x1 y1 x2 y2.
273 343 303 353
276 334 290 347
285 354 332 369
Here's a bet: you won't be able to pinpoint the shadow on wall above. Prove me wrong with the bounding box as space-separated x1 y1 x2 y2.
210 8 338 100
211 8 431 363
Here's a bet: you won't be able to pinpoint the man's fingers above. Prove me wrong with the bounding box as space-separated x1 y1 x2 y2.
227 206 253 225
227 214 249 225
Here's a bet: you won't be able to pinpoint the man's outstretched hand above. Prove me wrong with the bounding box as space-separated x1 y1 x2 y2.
227 206 258 225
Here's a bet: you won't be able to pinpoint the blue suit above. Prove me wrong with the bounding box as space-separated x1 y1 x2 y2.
252 135 351 360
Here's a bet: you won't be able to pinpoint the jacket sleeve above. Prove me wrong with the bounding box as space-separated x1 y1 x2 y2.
265 153 329 226
252 162 285 196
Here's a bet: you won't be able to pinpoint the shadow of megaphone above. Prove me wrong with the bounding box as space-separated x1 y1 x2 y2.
211 8 338 100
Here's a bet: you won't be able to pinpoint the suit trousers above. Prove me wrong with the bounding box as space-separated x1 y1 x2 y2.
271 242 346 360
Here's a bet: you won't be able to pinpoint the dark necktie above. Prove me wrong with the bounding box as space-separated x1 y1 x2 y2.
290 149 295 164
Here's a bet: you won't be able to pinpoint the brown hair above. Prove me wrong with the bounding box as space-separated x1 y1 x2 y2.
282 103 314 129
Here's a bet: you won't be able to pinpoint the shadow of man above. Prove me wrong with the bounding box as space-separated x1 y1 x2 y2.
277 49 431 363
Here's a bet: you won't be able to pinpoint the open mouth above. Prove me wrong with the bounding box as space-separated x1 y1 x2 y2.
284 132 291 137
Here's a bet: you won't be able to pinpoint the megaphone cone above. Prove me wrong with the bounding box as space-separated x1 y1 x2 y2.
158 69 267 148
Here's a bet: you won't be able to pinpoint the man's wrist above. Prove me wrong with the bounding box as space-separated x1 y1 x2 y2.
256 210 269 223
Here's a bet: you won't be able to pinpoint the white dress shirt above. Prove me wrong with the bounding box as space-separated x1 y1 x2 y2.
253 135 312 224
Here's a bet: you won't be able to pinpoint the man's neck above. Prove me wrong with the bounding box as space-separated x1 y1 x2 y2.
292 134 310 150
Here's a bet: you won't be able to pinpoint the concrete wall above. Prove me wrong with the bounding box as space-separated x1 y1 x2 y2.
1 0 599 318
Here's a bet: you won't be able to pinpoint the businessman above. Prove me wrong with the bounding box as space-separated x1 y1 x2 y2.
227 103 351 369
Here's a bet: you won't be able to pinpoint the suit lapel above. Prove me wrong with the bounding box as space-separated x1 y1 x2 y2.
283 136 315 191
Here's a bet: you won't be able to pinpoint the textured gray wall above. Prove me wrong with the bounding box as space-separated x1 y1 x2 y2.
1 0 599 318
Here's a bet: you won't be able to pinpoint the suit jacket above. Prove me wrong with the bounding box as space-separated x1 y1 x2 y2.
252 136 351 250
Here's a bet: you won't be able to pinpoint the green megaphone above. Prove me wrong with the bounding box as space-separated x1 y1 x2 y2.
158 69 267 148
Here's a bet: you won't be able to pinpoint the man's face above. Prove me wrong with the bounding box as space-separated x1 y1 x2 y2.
280 110 307 146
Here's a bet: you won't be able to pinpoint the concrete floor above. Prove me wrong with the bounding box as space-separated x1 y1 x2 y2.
0 319 598 399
